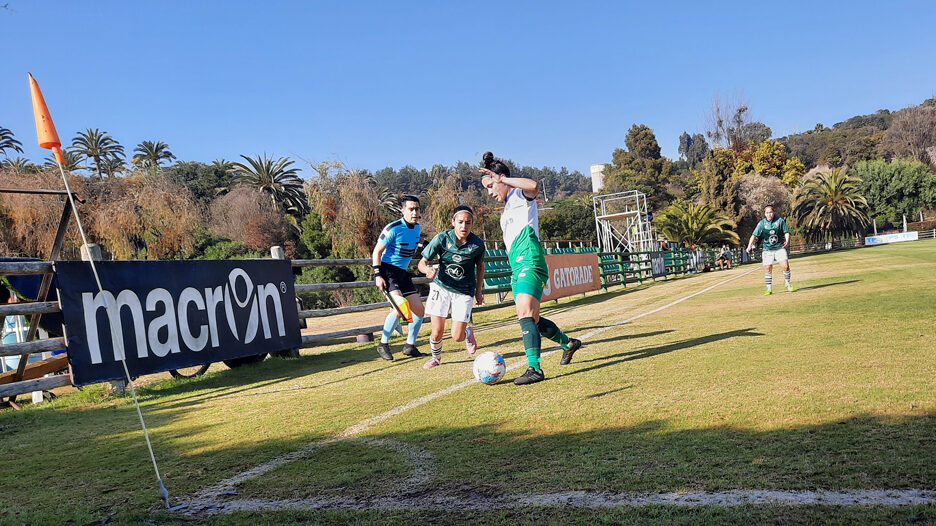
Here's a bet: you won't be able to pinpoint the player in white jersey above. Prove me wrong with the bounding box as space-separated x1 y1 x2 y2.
480 151 581 385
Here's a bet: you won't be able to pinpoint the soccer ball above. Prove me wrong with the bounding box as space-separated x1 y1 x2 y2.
472 351 506 385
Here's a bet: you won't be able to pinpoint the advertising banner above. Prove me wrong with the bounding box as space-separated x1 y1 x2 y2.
864 231 919 246
541 253 600 302
650 251 667 278
55 260 300 385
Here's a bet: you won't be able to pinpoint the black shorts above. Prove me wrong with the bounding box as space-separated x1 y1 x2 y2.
380 262 417 297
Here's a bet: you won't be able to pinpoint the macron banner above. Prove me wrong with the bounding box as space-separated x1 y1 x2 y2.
55 260 300 386
541 253 600 302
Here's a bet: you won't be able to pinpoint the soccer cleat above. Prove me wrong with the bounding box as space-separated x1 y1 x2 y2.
376 343 394 361
401 343 423 357
786 283 796 292
465 326 478 355
513 366 545 385
559 338 582 366
763 289 772 296
422 357 441 370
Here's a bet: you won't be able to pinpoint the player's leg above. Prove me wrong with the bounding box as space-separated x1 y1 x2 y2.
449 292 477 354
377 270 404 360
394 269 424 357
424 316 447 370
525 265 581 365
778 250 794 291
423 283 449 369
762 251 775 295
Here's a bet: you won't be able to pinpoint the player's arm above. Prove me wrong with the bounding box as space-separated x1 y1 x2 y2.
782 219 791 249
475 258 485 305
418 257 438 280
479 168 538 199
745 234 758 253
372 241 388 291
418 234 441 280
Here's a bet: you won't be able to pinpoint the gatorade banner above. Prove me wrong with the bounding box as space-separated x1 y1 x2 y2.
541 253 600 302
55 260 300 385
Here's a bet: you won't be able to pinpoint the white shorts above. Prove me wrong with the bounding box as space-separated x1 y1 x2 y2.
762 248 788 266
425 282 474 323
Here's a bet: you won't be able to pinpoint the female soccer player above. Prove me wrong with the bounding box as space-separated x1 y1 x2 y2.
417 205 485 369
480 152 581 385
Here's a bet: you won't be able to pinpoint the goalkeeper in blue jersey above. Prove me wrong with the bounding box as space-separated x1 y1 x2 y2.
372 195 426 360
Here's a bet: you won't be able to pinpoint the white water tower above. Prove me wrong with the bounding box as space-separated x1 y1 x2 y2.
590 164 606 193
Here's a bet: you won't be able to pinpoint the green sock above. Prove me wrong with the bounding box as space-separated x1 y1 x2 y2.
519 317 541 370
537 317 570 350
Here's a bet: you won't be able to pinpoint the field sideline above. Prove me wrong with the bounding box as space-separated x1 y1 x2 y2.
2 240 936 525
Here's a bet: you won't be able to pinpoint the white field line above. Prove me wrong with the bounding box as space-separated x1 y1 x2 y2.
190 489 936 515
179 266 936 515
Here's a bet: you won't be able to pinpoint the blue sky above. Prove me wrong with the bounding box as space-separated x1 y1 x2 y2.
2 1 935 177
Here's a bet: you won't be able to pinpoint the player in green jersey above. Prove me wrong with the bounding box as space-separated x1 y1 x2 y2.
480 151 582 385
417 205 485 369
745 205 795 294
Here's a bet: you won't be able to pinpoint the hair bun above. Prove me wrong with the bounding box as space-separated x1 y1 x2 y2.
481 151 494 169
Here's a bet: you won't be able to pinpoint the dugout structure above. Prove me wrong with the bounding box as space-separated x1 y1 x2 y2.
592 190 656 253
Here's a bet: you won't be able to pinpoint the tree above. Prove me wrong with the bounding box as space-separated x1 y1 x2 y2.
706 93 751 151
739 122 772 144
84 174 201 259
43 150 87 172
781 157 807 188
699 148 740 222
604 124 676 208
737 174 794 239
540 196 596 243
792 168 870 242
209 186 297 255
165 161 235 206
880 104 936 165
131 140 176 169
852 159 936 222
1 157 39 174
0 126 24 157
230 154 309 216
751 140 788 179
654 202 740 247
69 128 125 178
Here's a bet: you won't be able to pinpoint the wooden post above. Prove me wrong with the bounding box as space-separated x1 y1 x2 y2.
270 246 302 357
82 244 125 394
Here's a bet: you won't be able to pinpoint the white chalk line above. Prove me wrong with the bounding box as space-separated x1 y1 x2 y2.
191 489 936 515
177 267 936 514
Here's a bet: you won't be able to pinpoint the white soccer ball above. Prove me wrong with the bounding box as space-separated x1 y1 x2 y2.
472 351 506 385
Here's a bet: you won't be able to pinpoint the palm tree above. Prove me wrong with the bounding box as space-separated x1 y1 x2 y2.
792 168 870 242
230 154 309 216
654 202 740 246
99 156 128 177
211 158 232 170
1 157 39 174
69 128 125 178
0 126 24 157
132 140 176 169
43 150 87 172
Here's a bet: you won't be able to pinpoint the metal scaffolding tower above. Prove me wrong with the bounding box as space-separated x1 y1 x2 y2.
593 190 655 253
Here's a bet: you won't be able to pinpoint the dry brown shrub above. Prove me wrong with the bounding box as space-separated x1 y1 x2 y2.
210 185 296 253
307 168 385 257
84 174 201 259
0 168 85 259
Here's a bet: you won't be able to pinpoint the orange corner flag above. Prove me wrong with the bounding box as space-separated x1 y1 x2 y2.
28 72 63 151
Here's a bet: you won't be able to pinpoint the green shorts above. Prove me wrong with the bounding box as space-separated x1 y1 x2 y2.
511 264 548 301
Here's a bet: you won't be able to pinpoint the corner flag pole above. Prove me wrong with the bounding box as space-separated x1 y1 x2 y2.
28 73 171 509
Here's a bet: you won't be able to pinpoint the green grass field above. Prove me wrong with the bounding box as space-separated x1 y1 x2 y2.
2 240 936 525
